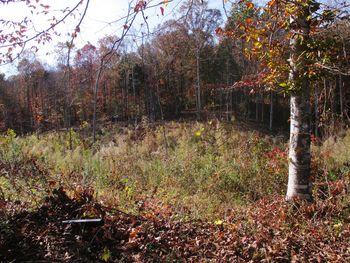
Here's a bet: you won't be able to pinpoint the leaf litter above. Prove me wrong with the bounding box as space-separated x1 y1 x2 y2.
1 183 350 262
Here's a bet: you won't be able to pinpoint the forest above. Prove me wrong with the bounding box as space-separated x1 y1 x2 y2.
1 0 350 262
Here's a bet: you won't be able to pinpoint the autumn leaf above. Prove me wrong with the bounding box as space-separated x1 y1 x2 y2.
48 180 57 187
214 219 223 225
246 17 253 24
246 1 254 10
254 41 262 49
215 27 224 35
268 0 277 7
129 228 139 238
100 247 111 262
160 6 165 16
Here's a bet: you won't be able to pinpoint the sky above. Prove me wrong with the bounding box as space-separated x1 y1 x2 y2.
0 0 227 77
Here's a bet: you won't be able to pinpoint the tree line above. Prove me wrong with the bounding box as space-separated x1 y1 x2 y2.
0 1 347 138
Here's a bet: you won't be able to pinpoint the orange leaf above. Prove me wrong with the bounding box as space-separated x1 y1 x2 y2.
129 228 139 238
268 0 277 8
246 2 254 9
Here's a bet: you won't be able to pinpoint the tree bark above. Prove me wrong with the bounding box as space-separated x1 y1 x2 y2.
286 6 312 201
255 93 259 122
261 93 264 123
195 47 201 120
92 66 103 143
339 74 344 121
314 85 319 138
269 91 273 131
287 89 312 201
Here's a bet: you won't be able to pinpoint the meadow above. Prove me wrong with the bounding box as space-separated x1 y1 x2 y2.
1 121 350 261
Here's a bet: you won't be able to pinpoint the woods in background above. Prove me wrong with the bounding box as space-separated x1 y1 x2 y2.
0 0 349 140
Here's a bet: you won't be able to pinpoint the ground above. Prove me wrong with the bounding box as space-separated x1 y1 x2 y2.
1 122 350 262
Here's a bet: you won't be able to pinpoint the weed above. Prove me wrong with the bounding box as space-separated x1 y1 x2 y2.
1 121 349 220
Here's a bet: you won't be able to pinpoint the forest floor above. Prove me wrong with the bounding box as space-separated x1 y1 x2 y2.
1 186 349 262
1 121 350 262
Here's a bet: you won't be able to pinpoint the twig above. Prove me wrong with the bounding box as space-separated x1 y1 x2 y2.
0 0 84 49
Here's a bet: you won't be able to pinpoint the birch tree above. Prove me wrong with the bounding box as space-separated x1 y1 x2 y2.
286 2 313 200
221 0 347 201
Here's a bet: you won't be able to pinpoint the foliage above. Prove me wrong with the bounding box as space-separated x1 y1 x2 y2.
1 122 350 261
1 173 349 262
219 0 349 91
0 121 346 217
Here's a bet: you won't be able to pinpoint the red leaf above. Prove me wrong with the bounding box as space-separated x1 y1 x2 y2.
215 27 224 35
160 6 164 16
246 18 253 24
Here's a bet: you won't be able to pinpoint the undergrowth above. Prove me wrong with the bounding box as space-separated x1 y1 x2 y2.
0 120 349 220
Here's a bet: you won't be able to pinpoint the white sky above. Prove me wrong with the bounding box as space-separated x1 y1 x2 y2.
1 0 343 77
0 0 226 77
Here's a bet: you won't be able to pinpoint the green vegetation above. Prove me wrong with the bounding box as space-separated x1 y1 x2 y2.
1 121 349 219
1 121 350 262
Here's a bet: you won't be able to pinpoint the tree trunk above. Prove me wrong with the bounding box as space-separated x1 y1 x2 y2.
314 85 319 138
269 91 273 131
132 66 137 126
261 93 264 123
92 66 103 144
339 75 344 121
286 7 312 201
255 93 259 122
64 43 73 149
195 48 201 120
287 89 312 201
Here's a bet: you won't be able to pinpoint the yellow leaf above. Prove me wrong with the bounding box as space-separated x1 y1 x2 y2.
214 219 223 225
333 222 343 230
254 41 263 49
195 130 202 137
101 247 111 262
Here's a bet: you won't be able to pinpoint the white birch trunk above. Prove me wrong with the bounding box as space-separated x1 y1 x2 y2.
287 89 312 200
286 6 312 201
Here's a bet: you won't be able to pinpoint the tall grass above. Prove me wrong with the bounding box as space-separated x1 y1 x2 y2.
1 121 349 219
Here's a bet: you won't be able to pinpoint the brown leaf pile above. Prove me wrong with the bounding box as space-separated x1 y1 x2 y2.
1 186 349 262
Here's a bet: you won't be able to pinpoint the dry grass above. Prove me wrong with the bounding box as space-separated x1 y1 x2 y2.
0 120 349 219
